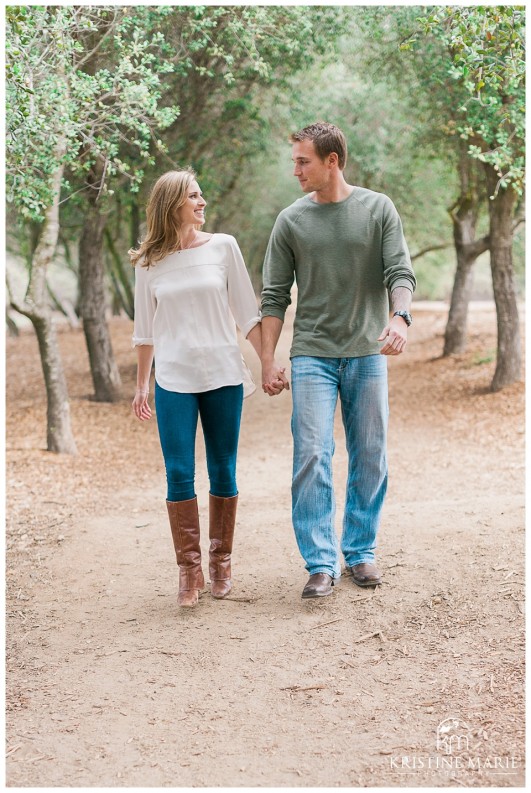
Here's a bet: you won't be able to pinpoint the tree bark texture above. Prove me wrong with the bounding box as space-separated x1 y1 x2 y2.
33 311 77 453
130 198 141 250
78 160 122 402
105 229 134 319
484 166 521 392
10 143 77 454
443 150 489 356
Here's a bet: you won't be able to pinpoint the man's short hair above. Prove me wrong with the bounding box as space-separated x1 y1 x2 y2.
289 122 348 170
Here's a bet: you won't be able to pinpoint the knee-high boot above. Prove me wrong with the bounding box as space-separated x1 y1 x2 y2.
166 497 205 608
209 494 238 599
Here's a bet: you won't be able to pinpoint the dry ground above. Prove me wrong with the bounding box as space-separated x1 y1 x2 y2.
5 301 525 787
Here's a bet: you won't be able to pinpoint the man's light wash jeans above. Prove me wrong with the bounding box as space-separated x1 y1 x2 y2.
291 355 389 579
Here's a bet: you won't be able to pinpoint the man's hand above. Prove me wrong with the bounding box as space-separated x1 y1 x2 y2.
378 316 408 356
262 361 290 396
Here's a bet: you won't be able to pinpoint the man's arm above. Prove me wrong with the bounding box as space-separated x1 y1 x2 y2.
379 195 416 357
378 287 413 356
261 316 289 395
260 214 294 395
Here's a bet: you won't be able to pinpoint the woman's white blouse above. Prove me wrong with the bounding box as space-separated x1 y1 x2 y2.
132 233 261 393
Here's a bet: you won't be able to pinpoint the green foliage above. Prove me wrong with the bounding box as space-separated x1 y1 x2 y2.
145 6 346 213
85 5 346 297
6 7 76 218
471 349 496 367
5 6 180 220
415 6 525 194
6 5 523 308
6 4 346 222
169 5 346 85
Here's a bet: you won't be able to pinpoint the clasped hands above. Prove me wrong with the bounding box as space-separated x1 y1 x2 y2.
133 317 405 415
260 315 408 398
262 361 290 397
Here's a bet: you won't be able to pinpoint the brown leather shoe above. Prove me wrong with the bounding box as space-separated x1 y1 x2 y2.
302 573 334 599
349 563 381 587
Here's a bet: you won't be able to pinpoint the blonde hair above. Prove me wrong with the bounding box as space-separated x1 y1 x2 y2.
129 169 200 268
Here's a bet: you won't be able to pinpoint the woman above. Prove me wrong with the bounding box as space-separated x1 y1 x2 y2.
130 169 278 608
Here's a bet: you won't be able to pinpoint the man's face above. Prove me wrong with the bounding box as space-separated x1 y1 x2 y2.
292 139 331 193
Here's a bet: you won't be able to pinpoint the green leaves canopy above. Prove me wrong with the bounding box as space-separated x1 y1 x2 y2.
417 6 525 194
6 6 179 220
6 5 346 222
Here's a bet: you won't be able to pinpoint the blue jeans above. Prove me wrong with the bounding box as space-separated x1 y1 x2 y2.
291 355 388 578
155 382 243 502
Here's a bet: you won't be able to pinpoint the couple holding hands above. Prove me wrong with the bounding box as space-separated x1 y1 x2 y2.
131 122 416 608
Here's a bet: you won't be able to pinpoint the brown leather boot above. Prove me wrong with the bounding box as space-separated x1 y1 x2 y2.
209 494 238 599
166 497 205 608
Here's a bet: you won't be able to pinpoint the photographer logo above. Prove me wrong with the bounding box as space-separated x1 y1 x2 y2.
389 715 519 778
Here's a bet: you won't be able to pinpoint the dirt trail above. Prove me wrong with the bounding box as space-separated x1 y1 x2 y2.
6 303 525 787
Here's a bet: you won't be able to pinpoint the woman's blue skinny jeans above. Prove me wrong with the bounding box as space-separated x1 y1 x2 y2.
155 381 243 502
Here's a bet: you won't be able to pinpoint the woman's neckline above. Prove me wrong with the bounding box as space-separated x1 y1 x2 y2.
171 233 216 255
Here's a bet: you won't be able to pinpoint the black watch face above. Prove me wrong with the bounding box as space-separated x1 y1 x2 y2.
395 311 412 325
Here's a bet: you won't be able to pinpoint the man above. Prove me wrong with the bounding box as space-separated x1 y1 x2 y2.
260 122 416 599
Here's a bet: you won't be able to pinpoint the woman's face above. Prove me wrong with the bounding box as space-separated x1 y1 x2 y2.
177 180 207 226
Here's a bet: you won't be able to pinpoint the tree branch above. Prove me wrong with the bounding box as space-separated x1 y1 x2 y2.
512 217 525 234
73 10 119 70
512 199 525 234
410 242 453 261
6 268 36 321
465 235 490 261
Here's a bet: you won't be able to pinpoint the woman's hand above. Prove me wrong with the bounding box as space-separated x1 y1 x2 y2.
132 389 152 421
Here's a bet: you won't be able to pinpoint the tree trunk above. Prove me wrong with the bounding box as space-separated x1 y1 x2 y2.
443 150 488 355
105 228 134 319
33 310 77 453
484 166 521 392
78 159 122 402
444 226 477 356
9 143 77 454
47 281 80 329
130 198 141 249
6 310 20 337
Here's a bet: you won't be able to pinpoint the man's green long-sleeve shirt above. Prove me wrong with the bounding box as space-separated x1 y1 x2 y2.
261 187 416 358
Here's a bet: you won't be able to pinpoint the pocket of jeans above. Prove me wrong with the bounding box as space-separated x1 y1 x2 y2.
291 355 329 382
355 354 388 379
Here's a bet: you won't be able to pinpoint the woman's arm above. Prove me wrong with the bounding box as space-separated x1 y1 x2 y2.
227 237 286 394
245 323 261 358
246 322 287 395
132 345 154 421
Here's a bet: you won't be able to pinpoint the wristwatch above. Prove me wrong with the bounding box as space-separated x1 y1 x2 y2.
393 310 413 326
